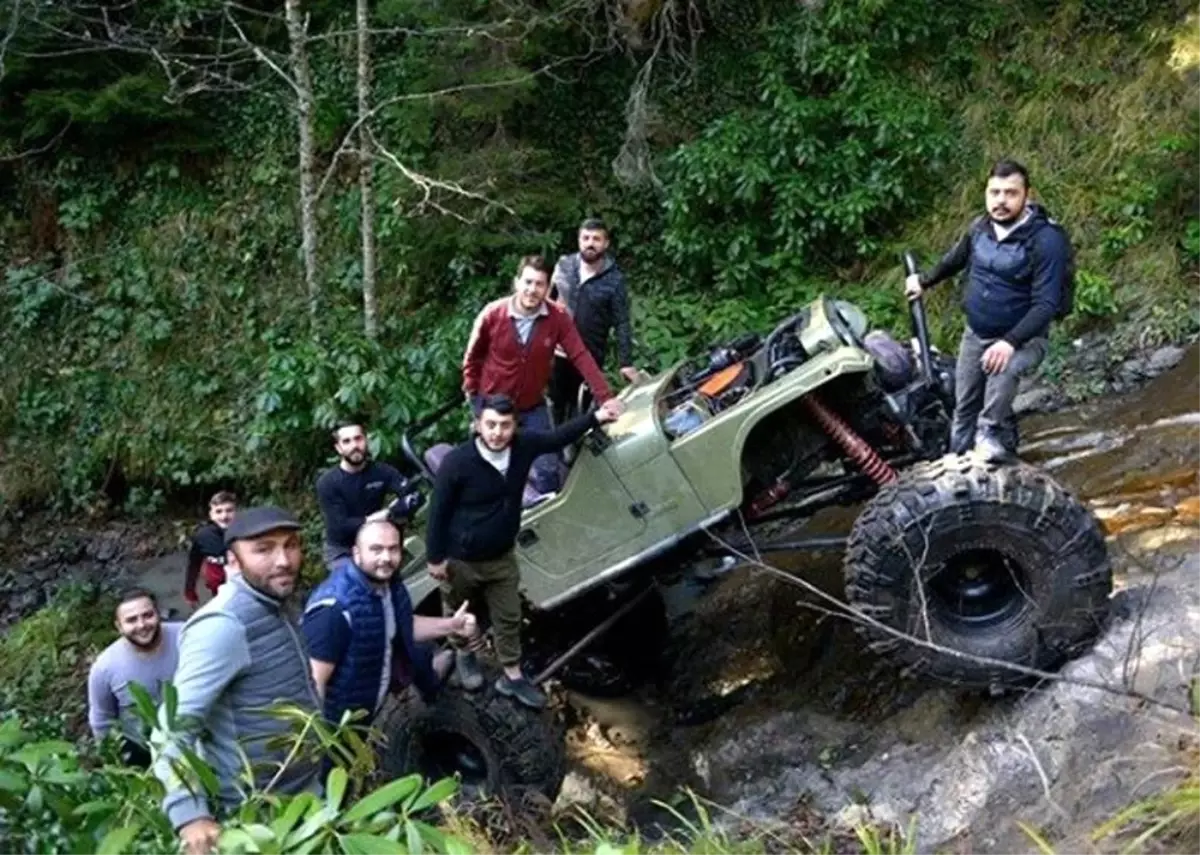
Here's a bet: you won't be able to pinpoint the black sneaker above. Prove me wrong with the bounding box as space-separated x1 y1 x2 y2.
454 650 485 691
494 674 547 709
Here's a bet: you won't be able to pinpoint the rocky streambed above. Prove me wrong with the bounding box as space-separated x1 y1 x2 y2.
558 345 1200 852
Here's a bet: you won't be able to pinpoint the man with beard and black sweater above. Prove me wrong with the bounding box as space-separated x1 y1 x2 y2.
424 393 623 709
183 491 237 609
550 218 642 424
905 159 1072 461
316 421 423 569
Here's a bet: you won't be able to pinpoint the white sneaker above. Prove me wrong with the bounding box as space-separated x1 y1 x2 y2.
973 434 1012 464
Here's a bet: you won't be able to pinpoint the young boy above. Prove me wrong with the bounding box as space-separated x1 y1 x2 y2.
183 491 237 608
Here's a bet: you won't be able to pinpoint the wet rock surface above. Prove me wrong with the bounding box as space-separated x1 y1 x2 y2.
559 348 1200 849
0 518 179 628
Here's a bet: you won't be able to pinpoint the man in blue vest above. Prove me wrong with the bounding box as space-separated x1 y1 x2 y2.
905 159 1071 461
301 519 479 727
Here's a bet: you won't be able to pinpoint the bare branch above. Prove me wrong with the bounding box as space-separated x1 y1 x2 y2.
223 6 299 98
370 129 515 223
0 0 22 83
0 120 71 162
314 52 590 202
1013 729 1070 821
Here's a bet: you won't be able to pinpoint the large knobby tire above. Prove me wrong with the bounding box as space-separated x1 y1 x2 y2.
375 683 566 804
843 455 1112 688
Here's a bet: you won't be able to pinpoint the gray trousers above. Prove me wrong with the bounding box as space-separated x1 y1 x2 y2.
951 327 1047 454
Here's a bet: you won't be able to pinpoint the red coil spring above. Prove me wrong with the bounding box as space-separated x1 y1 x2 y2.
802 394 897 485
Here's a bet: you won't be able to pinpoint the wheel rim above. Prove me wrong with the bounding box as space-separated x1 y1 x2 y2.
418 730 491 792
925 548 1029 631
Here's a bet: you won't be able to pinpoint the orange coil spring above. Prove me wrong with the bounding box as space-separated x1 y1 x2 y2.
801 394 897 485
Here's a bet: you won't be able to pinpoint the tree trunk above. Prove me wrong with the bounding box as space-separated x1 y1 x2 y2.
285 0 319 319
357 0 378 338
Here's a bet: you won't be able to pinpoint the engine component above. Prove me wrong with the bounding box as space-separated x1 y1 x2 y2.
802 394 897 485
698 362 747 398
748 477 791 517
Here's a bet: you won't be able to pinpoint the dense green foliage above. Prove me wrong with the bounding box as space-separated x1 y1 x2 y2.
0 0 1196 510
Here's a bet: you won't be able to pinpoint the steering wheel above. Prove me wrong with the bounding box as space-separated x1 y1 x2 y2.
825 296 868 351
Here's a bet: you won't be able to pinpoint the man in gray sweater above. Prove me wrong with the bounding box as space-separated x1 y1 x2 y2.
87 588 183 768
152 506 323 855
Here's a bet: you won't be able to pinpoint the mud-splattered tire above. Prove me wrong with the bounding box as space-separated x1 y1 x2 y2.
375 681 566 803
843 454 1112 687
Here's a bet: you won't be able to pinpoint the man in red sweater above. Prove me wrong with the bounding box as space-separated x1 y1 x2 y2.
463 254 623 495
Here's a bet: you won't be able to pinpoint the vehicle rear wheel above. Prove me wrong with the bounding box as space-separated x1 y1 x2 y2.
843 454 1112 688
376 680 566 804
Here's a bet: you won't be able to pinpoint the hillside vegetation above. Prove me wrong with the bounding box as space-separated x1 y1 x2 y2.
0 0 1196 512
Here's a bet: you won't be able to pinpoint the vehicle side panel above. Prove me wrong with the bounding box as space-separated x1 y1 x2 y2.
670 347 875 512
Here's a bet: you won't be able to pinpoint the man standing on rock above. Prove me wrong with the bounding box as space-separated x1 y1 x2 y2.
302 519 478 727
905 159 1073 461
425 393 623 709
183 491 237 609
153 506 323 855
316 421 423 569
87 588 183 768
462 254 624 498
549 218 642 425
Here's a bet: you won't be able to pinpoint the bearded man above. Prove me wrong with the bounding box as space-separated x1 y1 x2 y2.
302 518 479 726
87 588 183 768
316 420 421 568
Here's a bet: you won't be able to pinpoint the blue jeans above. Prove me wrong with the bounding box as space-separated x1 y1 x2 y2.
519 404 562 494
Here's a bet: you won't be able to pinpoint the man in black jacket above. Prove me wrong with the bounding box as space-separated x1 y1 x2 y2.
183 491 237 609
550 218 642 425
316 421 423 569
904 159 1071 461
424 393 623 709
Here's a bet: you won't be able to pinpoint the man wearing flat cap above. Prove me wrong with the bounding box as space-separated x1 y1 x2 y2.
152 506 323 855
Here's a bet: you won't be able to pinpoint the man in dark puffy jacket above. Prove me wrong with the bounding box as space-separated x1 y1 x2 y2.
905 159 1070 461
549 218 641 424
301 519 478 727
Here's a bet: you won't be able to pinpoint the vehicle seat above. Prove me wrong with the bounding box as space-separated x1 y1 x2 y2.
864 330 915 392
423 443 455 475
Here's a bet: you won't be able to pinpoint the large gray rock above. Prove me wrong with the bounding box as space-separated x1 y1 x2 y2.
1147 345 1186 375
1012 384 1061 416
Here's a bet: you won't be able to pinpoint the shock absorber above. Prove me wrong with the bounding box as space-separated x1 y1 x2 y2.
802 394 897 485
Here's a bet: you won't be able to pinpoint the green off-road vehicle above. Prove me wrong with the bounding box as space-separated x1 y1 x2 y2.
375 256 1112 804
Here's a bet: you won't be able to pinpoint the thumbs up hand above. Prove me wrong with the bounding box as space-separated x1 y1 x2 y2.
450 600 478 639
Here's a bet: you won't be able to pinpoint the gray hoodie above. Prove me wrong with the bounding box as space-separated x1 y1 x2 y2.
152 574 323 830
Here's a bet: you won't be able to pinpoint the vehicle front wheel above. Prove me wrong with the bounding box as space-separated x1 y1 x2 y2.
843 454 1112 688
375 679 566 804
